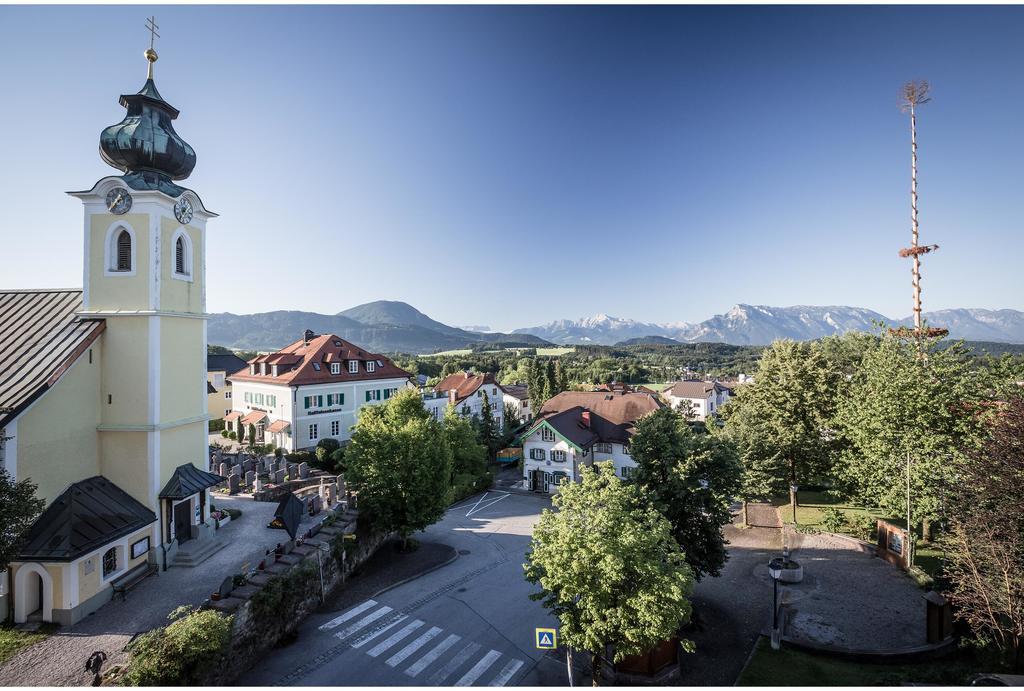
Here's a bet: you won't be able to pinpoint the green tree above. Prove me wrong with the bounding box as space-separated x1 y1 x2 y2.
0 468 45 573
528 359 546 414
345 388 453 549
555 359 570 394
942 396 1024 672
476 391 500 461
834 335 985 540
247 423 257 450
717 339 841 523
524 463 694 685
544 359 558 402
630 406 742 581
236 421 246 446
444 404 487 481
502 402 522 439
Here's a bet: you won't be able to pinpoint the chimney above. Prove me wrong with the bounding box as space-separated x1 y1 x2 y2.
303 329 315 345
449 389 457 405
581 411 591 428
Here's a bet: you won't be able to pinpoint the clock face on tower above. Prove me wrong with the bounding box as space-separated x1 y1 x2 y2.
105 187 132 214
174 196 194 225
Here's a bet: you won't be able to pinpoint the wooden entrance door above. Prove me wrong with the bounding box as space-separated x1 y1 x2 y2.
174 501 192 544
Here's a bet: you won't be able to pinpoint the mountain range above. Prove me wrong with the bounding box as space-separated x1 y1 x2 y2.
208 302 1024 353
516 305 1024 346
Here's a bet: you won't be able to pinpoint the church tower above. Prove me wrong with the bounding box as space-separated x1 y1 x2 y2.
68 35 215 512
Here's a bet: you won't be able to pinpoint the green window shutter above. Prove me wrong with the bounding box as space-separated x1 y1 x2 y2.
340 393 345 405
304 396 309 408
366 391 371 402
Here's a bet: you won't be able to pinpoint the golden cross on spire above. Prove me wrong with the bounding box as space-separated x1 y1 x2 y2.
144 16 160 79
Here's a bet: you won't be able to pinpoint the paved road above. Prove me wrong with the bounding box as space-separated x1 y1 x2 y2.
238 490 564 687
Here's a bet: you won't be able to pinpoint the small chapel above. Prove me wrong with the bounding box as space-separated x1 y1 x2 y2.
0 35 222 625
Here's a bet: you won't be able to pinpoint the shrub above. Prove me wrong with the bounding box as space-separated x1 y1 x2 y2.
220 430 228 438
225 508 242 520
119 607 232 685
285 451 314 464
820 507 845 533
329 448 346 474
228 431 237 441
845 515 876 542
274 447 285 459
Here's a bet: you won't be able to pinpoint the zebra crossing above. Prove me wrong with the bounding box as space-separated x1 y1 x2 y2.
317 600 527 686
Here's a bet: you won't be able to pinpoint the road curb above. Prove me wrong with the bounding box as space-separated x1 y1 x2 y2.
367 546 460 600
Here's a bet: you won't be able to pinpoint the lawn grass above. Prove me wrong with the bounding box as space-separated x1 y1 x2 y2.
737 637 978 686
535 346 575 356
0 623 54 665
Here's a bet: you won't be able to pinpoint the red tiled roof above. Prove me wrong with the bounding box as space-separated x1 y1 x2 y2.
267 419 290 434
240 410 267 425
224 411 242 422
228 333 411 387
434 371 503 404
522 391 664 448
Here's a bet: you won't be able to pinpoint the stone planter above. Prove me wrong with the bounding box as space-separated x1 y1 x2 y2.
769 556 804 583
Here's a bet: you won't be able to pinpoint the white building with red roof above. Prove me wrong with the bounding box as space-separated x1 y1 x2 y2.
227 330 413 450
423 371 506 427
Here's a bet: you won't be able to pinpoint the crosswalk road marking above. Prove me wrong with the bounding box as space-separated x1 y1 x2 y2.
350 615 409 649
488 658 524 686
387 626 443 668
367 619 425 658
454 649 503 686
404 633 461 678
427 642 481 685
334 606 393 641
319 600 377 631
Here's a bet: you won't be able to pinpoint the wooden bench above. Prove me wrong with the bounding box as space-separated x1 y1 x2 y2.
111 562 157 601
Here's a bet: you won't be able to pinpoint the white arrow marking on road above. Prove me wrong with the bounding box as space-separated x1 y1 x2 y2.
386 625 443 667
405 633 461 678
454 649 503 686
319 599 377 631
488 658 524 686
366 619 424 657
350 615 409 648
465 493 510 518
333 606 393 640
428 642 481 685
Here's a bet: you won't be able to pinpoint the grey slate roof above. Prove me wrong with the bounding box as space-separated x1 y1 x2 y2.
663 380 728 399
159 463 226 500
0 290 105 428
207 352 247 375
207 381 217 394
17 476 156 562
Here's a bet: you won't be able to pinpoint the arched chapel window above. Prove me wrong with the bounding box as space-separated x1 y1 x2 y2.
175 236 186 275
116 230 132 272
102 547 117 577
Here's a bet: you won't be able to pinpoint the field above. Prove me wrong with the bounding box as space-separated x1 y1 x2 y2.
424 346 575 358
535 346 575 356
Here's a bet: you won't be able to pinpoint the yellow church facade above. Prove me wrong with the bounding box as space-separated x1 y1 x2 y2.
0 45 223 625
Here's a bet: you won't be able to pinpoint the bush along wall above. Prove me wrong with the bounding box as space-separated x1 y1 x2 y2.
115 510 390 686
194 518 390 685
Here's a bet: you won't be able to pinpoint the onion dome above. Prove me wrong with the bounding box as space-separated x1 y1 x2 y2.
99 47 196 192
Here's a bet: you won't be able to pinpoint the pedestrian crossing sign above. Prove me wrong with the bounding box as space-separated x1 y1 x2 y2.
535 628 557 650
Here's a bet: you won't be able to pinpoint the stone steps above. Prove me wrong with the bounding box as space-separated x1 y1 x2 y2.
170 538 225 568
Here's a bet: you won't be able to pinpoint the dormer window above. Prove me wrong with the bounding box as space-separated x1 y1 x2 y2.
312 362 321 371
249 364 256 375
367 361 376 373
260 362 266 375
348 360 359 374
330 363 341 375
271 365 279 377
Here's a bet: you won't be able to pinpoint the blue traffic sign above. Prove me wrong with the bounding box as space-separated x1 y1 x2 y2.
535 627 557 649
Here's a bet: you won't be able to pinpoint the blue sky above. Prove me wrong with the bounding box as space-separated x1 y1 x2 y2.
1 5 1021 331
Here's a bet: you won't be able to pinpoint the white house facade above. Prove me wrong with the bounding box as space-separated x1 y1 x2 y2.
432 372 506 428
227 331 412 451
518 391 663 493
661 380 731 421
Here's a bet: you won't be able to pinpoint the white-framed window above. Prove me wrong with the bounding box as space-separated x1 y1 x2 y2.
530 448 546 461
365 389 382 402
367 361 376 373
260 362 267 375
225 390 232 399
330 420 340 436
327 393 345 406
621 443 631 456
224 408 232 415
595 442 613 454
244 392 251 403
330 362 341 375
305 395 323 410
267 394 276 406
105 223 137 275
309 423 318 441
102 546 119 578
170 228 193 280
348 360 359 374
620 465 635 479
552 450 566 462
541 427 555 442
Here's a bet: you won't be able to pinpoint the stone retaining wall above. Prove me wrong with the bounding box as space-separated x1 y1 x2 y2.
196 512 390 685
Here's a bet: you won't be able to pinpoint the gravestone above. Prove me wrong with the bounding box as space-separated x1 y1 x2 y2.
298 462 309 479
253 474 261 493
324 485 335 507
242 459 254 475
336 476 345 496
231 464 243 478
273 469 285 485
245 470 256 490
219 463 229 479
228 474 241 495
287 463 298 479
218 576 234 598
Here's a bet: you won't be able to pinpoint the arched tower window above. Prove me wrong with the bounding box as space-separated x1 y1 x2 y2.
102 547 117 577
171 229 193 279
175 236 185 275
116 230 132 271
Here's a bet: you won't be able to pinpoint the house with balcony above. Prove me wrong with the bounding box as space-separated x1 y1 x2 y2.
518 391 663 492
661 380 732 421
227 330 412 450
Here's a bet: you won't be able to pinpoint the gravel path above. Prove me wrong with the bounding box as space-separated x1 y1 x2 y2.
0 495 319 686
782 530 926 650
